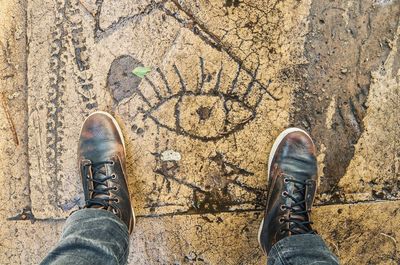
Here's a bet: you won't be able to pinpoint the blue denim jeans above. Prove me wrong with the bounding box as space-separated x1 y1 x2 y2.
41 208 129 265
41 209 339 265
267 234 339 265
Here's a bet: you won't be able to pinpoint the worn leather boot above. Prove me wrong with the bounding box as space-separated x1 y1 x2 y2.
258 128 318 254
78 111 135 234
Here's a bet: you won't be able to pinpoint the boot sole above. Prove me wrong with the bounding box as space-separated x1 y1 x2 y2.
257 127 314 253
80 111 136 233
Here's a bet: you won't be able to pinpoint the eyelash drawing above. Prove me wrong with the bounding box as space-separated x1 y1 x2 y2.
109 54 275 214
134 56 274 142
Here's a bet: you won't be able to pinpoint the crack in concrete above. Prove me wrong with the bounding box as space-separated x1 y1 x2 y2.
94 0 167 41
161 0 278 101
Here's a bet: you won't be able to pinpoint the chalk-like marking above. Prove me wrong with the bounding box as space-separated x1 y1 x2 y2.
161 149 182 161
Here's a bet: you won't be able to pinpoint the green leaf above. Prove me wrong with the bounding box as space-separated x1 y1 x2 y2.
132 66 151 78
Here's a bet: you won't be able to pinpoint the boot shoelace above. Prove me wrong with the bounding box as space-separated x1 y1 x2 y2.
84 160 119 211
280 177 315 235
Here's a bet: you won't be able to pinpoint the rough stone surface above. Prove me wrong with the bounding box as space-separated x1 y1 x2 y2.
27 0 309 218
314 201 400 265
291 0 400 204
1 0 400 264
338 27 400 202
0 0 30 217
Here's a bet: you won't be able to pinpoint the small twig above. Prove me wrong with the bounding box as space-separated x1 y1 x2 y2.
79 0 96 17
380 233 397 245
325 239 340 257
1 92 19 145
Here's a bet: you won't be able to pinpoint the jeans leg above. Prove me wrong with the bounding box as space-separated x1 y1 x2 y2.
267 234 339 265
41 208 129 265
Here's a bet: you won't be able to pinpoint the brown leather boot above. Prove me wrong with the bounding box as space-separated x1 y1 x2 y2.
258 128 318 254
78 111 135 234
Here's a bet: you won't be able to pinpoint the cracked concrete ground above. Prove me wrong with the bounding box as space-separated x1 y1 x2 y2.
0 0 399 264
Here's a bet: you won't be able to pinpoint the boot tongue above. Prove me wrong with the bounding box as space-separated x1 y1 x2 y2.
287 182 314 234
92 166 110 208
280 153 316 214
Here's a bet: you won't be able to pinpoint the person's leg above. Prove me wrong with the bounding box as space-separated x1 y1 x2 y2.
41 111 135 265
258 128 339 265
41 209 129 265
267 234 339 265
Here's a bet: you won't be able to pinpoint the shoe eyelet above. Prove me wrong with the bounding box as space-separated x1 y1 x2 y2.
279 217 285 224
283 178 289 183
113 187 118 191
115 198 119 203
282 191 288 197
111 174 116 180
280 205 286 211
279 229 285 235
110 161 115 165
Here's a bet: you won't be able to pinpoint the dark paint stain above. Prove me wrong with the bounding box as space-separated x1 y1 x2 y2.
151 150 266 214
107 55 143 104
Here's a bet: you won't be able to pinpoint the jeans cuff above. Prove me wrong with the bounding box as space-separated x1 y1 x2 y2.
268 234 339 265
